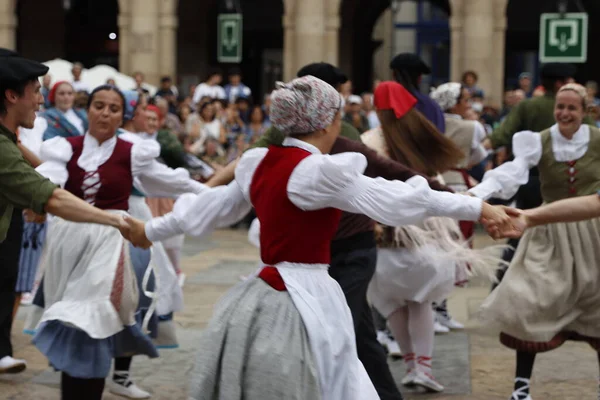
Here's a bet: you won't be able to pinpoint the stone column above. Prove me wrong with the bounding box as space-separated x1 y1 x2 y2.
449 0 464 84
490 0 509 108
158 0 178 81
282 10 296 81
294 0 326 70
119 0 161 85
0 0 17 50
323 0 341 67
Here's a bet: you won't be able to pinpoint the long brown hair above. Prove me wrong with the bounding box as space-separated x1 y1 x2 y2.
377 108 463 176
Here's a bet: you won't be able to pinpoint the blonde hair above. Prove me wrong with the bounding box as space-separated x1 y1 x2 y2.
558 83 587 108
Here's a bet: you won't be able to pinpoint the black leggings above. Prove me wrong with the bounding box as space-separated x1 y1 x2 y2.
61 372 105 400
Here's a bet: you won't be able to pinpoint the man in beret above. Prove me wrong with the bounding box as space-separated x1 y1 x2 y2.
484 62 595 284
390 53 445 133
0 48 135 374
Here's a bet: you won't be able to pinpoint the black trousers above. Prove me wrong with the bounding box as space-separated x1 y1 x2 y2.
0 211 23 359
330 233 403 400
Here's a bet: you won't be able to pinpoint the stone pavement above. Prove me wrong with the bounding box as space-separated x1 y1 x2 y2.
1 230 598 400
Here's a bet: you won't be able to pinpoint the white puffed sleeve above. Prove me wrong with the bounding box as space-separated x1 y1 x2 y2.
288 152 483 225
468 130 542 200
35 137 73 187
130 139 206 197
145 182 251 242
248 218 261 248
145 147 267 242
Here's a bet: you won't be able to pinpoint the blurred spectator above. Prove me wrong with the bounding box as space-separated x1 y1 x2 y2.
585 81 600 106
199 137 226 168
177 104 192 127
71 62 90 93
518 72 533 97
513 89 526 105
192 68 226 104
532 85 546 97
227 133 248 163
106 78 117 86
361 92 379 129
372 79 381 92
340 80 353 99
245 105 269 143
587 104 600 128
235 96 252 125
41 74 52 109
262 93 272 124
188 101 226 145
461 70 484 98
342 95 369 133
156 97 183 134
224 67 252 103
155 76 178 114
213 99 228 125
224 102 245 144
133 71 150 95
73 90 89 109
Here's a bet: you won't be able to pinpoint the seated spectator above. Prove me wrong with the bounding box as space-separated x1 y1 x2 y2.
235 96 252 125
199 137 226 168
226 133 248 163
245 105 269 144
188 101 226 145
155 76 178 114
342 95 369 133
177 104 192 128
156 97 183 135
262 93 272 125
587 104 600 128
223 102 245 144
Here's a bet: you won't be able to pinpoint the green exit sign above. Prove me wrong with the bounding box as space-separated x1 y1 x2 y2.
218 14 243 63
539 13 588 63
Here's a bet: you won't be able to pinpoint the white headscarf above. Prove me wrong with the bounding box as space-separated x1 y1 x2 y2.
430 82 462 112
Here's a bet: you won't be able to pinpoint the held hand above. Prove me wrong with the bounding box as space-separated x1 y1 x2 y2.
123 215 152 249
479 203 513 239
482 206 528 239
23 209 47 224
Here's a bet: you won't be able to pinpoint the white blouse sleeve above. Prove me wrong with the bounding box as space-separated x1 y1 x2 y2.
35 137 73 187
468 130 542 200
131 140 206 197
144 147 267 242
287 152 483 225
469 121 488 166
144 182 251 242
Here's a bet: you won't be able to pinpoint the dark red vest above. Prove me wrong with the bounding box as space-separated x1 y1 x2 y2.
250 146 342 266
64 136 133 211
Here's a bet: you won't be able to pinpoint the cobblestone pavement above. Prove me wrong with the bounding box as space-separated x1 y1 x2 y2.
1 230 597 400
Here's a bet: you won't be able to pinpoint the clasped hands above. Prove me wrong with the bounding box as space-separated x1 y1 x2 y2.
479 203 529 239
118 215 153 249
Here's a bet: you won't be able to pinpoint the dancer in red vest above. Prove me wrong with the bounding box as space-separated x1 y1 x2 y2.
125 75 514 399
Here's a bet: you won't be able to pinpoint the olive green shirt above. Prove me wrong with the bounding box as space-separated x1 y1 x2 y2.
251 120 362 149
490 94 595 149
0 123 58 242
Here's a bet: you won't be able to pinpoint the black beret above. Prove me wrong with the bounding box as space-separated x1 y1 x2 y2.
540 63 576 80
390 53 431 75
297 62 348 87
0 48 49 84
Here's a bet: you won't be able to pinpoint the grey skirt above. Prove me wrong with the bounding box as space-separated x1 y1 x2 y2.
189 277 321 400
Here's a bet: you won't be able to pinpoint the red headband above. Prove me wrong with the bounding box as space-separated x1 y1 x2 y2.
146 104 162 118
48 81 72 105
374 81 417 119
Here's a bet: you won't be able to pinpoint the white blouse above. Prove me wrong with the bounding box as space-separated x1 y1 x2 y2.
468 124 591 200
36 131 206 199
64 108 85 135
19 115 47 157
145 137 483 242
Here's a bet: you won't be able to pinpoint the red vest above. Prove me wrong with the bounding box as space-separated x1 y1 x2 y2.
250 146 342 265
64 136 133 211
